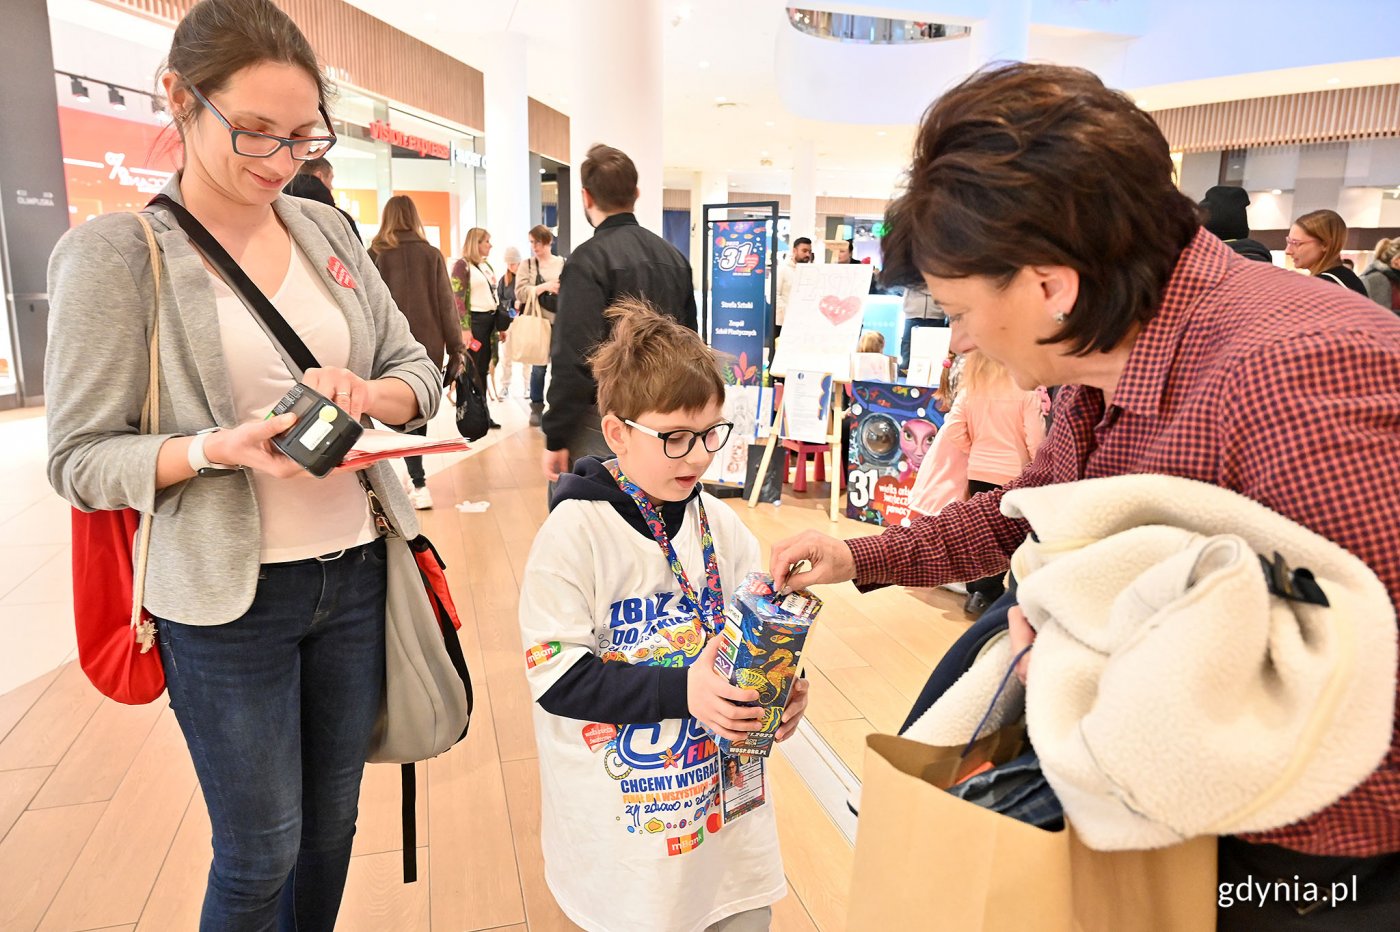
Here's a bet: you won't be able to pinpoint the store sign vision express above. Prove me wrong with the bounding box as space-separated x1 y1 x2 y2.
369 119 450 159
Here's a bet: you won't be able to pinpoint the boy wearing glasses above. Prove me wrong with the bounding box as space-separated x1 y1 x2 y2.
519 298 807 931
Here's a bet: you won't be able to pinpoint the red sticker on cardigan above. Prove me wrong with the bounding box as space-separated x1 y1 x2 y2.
327 256 356 289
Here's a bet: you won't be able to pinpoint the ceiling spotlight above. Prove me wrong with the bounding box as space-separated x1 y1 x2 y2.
699 60 710 69
70 76 89 101
876 130 887 137
1326 77 1340 85
715 96 727 103
764 120 775 127
539 167 546 174
1271 188 1282 195
108 86 126 111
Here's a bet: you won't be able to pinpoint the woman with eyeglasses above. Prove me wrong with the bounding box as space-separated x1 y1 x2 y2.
1285 209 1369 295
45 1 440 928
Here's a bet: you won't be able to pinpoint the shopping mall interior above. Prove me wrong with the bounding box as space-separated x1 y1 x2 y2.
1 0 1398 930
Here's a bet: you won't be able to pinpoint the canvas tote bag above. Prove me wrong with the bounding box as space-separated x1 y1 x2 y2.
510 288 553 365
847 729 1218 932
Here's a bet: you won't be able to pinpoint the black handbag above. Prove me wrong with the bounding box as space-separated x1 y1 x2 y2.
533 259 558 315
494 276 515 333
454 358 491 441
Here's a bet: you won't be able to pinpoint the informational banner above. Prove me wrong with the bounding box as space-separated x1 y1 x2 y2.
709 220 770 387
780 370 834 444
846 381 946 527
770 264 872 381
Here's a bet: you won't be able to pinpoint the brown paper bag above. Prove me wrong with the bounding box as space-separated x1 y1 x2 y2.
847 731 1218 932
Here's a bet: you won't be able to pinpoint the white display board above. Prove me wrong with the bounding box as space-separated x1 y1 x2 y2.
702 384 761 486
909 325 952 372
780 370 834 444
770 264 873 381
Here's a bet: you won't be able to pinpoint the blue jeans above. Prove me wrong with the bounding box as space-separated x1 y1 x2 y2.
529 365 547 404
158 539 388 932
900 316 948 373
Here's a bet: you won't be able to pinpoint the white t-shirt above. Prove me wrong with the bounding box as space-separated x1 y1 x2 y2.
211 240 376 563
519 492 786 932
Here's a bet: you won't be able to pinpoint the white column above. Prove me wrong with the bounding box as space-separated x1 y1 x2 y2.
689 170 730 287
790 137 817 260
483 32 531 257
974 0 1031 64
567 0 665 244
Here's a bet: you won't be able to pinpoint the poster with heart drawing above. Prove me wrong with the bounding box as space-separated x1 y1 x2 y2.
770 263 873 381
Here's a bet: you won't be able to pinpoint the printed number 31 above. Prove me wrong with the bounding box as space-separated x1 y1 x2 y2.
848 469 877 507
717 242 754 272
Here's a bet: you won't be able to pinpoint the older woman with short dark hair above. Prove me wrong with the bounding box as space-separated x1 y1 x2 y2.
770 62 1400 930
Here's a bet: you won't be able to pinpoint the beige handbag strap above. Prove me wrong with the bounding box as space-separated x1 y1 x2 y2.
131 212 162 643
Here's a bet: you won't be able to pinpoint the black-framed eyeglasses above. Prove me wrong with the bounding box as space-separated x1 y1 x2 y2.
624 419 734 459
188 84 336 161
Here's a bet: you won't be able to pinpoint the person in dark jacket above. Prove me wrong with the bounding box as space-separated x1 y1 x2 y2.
1287 209 1369 296
284 157 361 243
540 144 698 485
1361 239 1400 314
1198 185 1272 263
369 195 465 509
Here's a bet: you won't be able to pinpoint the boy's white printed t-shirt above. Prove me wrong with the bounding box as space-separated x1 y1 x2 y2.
519 492 785 932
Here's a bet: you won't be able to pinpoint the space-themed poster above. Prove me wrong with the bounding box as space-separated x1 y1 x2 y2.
846 381 945 527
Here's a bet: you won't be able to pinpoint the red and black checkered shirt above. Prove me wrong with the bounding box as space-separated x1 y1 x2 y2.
849 229 1400 857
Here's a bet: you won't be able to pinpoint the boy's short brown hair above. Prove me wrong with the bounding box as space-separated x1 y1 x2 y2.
580 144 639 213
590 298 725 421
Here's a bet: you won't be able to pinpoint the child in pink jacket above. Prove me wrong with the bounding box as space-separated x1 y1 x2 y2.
909 351 1047 615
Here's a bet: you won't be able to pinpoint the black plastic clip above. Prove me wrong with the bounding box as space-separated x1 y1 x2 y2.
1259 552 1330 607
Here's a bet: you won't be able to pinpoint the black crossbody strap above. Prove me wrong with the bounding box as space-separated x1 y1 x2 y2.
149 194 322 375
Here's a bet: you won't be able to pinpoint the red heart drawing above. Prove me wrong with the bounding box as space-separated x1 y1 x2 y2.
818 294 862 326
740 252 760 273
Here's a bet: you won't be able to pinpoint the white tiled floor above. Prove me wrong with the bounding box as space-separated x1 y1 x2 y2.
0 410 76 692
0 376 535 695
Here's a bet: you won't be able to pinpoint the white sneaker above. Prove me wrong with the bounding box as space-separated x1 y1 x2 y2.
409 486 434 510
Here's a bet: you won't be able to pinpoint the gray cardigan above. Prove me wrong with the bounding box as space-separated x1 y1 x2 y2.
46 178 441 625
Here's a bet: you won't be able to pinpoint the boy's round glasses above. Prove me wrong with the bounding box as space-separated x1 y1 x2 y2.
188 84 336 161
624 420 734 459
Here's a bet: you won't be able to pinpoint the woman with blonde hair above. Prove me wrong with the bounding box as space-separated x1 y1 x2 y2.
909 350 1046 615
370 195 464 508
451 226 500 428
1285 209 1368 295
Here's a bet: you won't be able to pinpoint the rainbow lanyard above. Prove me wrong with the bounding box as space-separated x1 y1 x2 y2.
607 461 723 634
